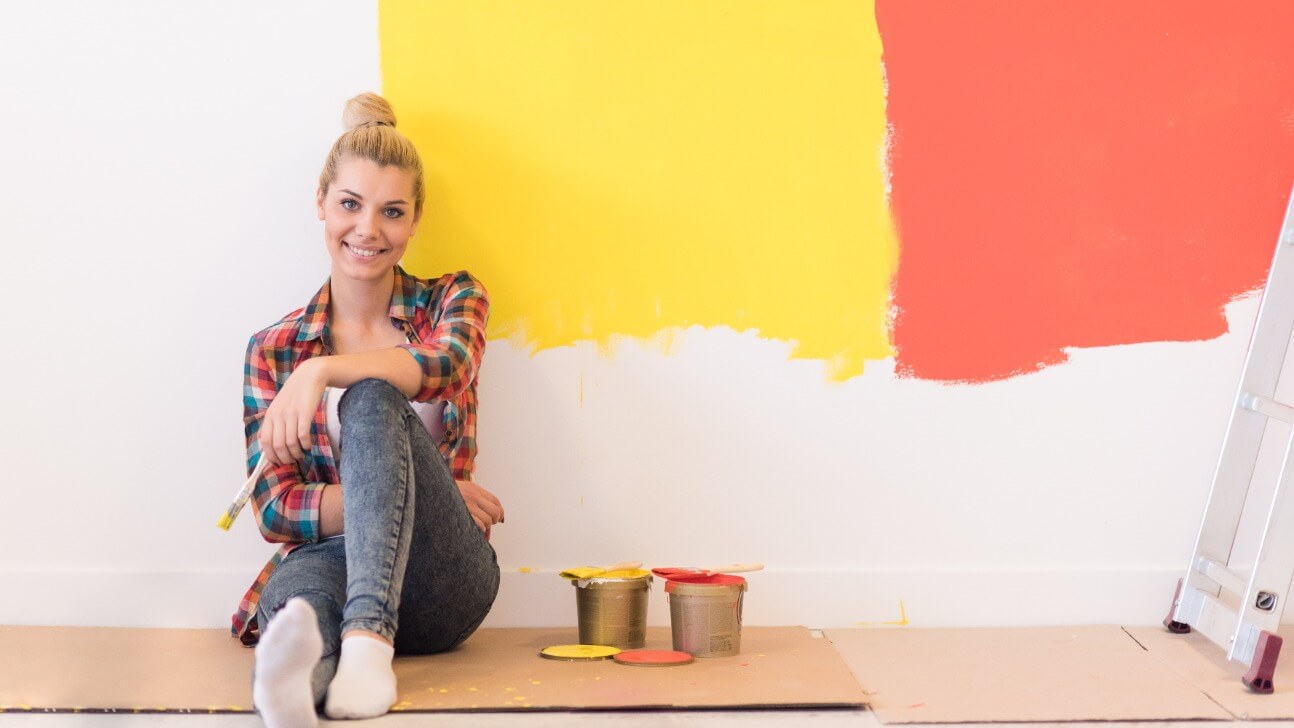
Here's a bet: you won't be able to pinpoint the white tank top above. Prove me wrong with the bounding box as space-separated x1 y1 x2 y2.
324 386 446 465
322 337 447 463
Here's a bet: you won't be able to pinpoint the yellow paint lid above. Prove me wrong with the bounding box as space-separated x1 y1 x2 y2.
560 567 652 580
539 644 621 661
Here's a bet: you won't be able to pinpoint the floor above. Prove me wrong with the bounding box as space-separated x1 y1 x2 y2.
1 714 1293 728
0 711 866 727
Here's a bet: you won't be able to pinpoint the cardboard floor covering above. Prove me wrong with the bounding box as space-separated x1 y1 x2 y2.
1127 623 1294 720
824 625 1233 724
0 624 865 713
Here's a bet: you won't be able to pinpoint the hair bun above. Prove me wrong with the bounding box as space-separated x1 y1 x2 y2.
342 92 397 131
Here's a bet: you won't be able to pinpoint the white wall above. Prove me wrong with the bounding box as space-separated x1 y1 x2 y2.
0 1 1261 631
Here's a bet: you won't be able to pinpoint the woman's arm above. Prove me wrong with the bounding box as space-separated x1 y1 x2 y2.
256 348 420 467
395 271 489 403
319 483 344 538
299 347 424 399
257 272 495 534
260 272 488 465
244 335 329 543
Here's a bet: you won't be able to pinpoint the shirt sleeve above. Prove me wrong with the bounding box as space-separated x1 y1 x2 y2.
243 335 327 543
395 270 489 404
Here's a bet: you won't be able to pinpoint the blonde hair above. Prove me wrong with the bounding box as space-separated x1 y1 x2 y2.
318 92 425 214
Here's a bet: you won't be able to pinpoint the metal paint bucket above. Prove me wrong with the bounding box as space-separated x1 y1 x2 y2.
574 571 653 649
666 575 748 657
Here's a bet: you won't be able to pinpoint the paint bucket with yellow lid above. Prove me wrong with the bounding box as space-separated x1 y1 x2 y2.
571 569 653 649
664 574 748 657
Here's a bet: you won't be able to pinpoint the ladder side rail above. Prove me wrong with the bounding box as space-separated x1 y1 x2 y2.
1179 182 1294 626
1231 429 1294 664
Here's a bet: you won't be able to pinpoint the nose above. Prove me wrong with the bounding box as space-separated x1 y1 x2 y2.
353 209 383 242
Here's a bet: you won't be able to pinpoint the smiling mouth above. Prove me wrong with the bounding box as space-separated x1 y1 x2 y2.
344 242 388 258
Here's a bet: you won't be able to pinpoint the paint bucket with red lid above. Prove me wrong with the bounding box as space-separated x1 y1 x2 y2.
573 569 653 649
665 574 748 657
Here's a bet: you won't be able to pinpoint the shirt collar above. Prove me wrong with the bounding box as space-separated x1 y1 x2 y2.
297 265 420 343
389 264 421 325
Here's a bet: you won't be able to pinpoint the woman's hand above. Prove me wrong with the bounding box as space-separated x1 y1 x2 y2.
457 479 504 533
258 357 329 467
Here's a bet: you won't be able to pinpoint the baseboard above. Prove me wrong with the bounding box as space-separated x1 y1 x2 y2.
0 567 1186 630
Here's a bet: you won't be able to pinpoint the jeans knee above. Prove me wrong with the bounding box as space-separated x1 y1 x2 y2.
264 588 340 622
263 589 343 655
339 378 405 416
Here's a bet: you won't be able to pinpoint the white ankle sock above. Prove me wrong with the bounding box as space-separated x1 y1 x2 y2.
253 597 323 728
323 633 398 719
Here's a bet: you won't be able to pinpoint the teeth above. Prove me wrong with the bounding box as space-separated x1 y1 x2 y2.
347 244 381 258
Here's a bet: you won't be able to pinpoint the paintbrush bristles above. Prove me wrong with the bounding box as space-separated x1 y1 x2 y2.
218 454 271 531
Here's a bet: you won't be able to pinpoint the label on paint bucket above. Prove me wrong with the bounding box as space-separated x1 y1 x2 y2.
573 574 652 650
667 582 746 658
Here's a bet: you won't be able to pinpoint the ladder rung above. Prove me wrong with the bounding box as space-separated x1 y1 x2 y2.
1190 589 1264 665
1195 557 1247 596
1240 393 1294 424
1190 589 1240 654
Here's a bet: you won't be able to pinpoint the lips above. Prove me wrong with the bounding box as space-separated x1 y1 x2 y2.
344 242 387 259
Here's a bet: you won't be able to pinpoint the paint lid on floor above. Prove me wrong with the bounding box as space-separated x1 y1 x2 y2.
539 644 621 661
613 649 694 666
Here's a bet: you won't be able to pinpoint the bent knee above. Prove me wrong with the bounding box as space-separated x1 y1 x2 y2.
262 587 343 625
339 378 405 415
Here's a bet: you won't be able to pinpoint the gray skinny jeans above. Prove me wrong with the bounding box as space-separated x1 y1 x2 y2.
253 377 500 709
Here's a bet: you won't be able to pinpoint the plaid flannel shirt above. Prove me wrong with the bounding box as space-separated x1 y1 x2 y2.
231 266 488 645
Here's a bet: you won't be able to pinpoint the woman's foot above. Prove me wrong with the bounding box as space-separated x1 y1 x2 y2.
323 632 398 719
253 597 324 728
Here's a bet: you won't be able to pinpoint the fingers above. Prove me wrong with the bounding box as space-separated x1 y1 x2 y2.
258 413 313 468
285 414 307 462
457 480 504 527
297 410 314 455
478 487 504 523
265 419 287 466
478 496 504 526
269 417 301 464
465 501 489 533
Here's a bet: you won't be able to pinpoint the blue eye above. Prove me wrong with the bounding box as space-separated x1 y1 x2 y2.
341 198 359 211
384 208 405 219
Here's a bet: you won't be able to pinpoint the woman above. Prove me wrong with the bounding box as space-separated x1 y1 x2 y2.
233 92 503 727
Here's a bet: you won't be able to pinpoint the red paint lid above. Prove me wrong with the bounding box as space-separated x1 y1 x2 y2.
613 649 695 666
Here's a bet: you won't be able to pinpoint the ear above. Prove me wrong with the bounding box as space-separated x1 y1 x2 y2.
315 188 326 220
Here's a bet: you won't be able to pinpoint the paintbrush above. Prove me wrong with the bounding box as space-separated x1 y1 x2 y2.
559 561 644 580
217 453 273 531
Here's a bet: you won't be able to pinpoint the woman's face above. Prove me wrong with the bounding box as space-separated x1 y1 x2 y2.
316 155 421 283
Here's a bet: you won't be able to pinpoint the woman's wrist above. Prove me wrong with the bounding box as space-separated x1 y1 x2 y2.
300 355 332 388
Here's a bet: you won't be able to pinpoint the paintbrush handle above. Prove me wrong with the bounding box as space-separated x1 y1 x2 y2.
218 453 273 530
705 563 764 574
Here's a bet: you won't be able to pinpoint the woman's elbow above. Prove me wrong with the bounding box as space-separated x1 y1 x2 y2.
256 509 304 545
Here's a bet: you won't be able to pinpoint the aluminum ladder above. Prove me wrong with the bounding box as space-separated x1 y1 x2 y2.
1167 183 1294 693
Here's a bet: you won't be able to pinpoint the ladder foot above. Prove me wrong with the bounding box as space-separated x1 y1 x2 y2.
1242 630 1283 694
1163 578 1192 634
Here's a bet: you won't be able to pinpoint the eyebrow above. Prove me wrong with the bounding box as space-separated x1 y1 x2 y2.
338 189 410 206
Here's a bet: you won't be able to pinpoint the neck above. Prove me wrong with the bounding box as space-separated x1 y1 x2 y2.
328 266 395 327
